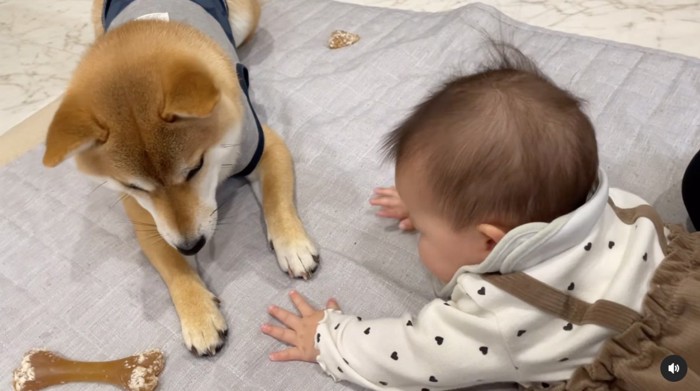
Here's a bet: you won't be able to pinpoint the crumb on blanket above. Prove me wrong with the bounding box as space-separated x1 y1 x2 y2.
329 30 360 49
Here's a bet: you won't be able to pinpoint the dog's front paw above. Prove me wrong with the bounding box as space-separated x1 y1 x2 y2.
172 282 228 356
269 234 319 280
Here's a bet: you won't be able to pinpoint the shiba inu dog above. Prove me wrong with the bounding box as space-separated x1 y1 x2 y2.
42 0 320 356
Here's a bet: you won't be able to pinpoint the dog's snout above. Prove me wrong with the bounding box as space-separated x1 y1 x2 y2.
176 236 206 256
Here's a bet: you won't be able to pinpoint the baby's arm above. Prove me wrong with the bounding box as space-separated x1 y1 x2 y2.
370 186 414 231
315 287 514 390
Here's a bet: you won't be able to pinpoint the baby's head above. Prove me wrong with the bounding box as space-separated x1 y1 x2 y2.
384 45 599 282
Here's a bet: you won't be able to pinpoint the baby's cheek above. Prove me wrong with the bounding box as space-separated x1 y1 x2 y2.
418 237 447 280
417 236 430 264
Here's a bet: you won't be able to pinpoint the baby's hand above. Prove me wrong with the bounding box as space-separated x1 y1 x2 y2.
370 186 414 231
262 291 340 363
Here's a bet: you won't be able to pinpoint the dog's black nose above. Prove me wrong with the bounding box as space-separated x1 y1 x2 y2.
176 236 206 255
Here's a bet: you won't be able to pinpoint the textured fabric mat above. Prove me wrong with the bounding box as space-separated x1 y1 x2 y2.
2 0 700 390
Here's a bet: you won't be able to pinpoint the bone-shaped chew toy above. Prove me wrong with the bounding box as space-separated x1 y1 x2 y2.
13 349 165 391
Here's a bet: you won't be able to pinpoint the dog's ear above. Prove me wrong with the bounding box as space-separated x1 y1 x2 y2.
161 59 220 122
43 95 108 167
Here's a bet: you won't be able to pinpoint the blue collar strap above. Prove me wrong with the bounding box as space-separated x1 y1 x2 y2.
232 63 265 178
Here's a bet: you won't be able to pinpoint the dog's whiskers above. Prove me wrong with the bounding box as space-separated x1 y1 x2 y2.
134 228 158 233
110 193 128 208
220 143 242 148
210 200 231 217
211 189 238 218
89 181 107 195
114 218 157 227
133 225 157 230
131 220 157 227
132 224 157 230
147 235 166 246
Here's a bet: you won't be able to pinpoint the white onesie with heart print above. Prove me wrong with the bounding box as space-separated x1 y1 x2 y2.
314 169 666 390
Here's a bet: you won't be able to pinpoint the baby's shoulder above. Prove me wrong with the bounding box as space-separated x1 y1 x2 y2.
608 187 652 209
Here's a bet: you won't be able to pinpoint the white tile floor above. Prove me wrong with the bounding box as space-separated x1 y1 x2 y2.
0 0 699 138
0 0 93 136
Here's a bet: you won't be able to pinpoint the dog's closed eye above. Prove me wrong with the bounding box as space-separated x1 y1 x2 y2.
126 183 146 192
186 156 204 181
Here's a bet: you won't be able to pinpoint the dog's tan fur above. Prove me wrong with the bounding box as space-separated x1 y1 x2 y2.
44 0 318 356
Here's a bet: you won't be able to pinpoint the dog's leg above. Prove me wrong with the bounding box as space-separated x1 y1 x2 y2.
250 125 319 279
226 0 261 47
91 0 105 39
122 195 228 356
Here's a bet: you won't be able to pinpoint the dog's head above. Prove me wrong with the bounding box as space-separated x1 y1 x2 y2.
43 23 243 255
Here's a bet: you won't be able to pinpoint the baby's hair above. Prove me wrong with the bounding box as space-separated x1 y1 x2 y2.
383 42 599 230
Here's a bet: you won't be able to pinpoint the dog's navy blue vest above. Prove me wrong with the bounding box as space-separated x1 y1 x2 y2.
103 0 264 178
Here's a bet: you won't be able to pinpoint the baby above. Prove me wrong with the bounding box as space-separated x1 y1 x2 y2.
261 45 670 390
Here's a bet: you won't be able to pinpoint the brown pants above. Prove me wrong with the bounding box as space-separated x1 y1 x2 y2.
489 224 700 391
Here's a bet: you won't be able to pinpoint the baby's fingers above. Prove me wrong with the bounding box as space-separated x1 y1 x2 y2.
289 290 316 317
399 218 415 231
376 209 404 218
372 187 398 196
326 298 341 311
369 195 400 207
268 305 301 329
261 323 298 346
269 347 305 362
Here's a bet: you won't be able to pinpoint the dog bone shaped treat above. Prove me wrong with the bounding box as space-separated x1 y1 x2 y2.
13 349 165 391
328 30 360 49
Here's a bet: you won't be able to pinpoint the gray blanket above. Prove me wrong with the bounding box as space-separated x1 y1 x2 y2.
2 0 700 390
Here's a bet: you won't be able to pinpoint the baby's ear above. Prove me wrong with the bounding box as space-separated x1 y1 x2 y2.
477 224 506 250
